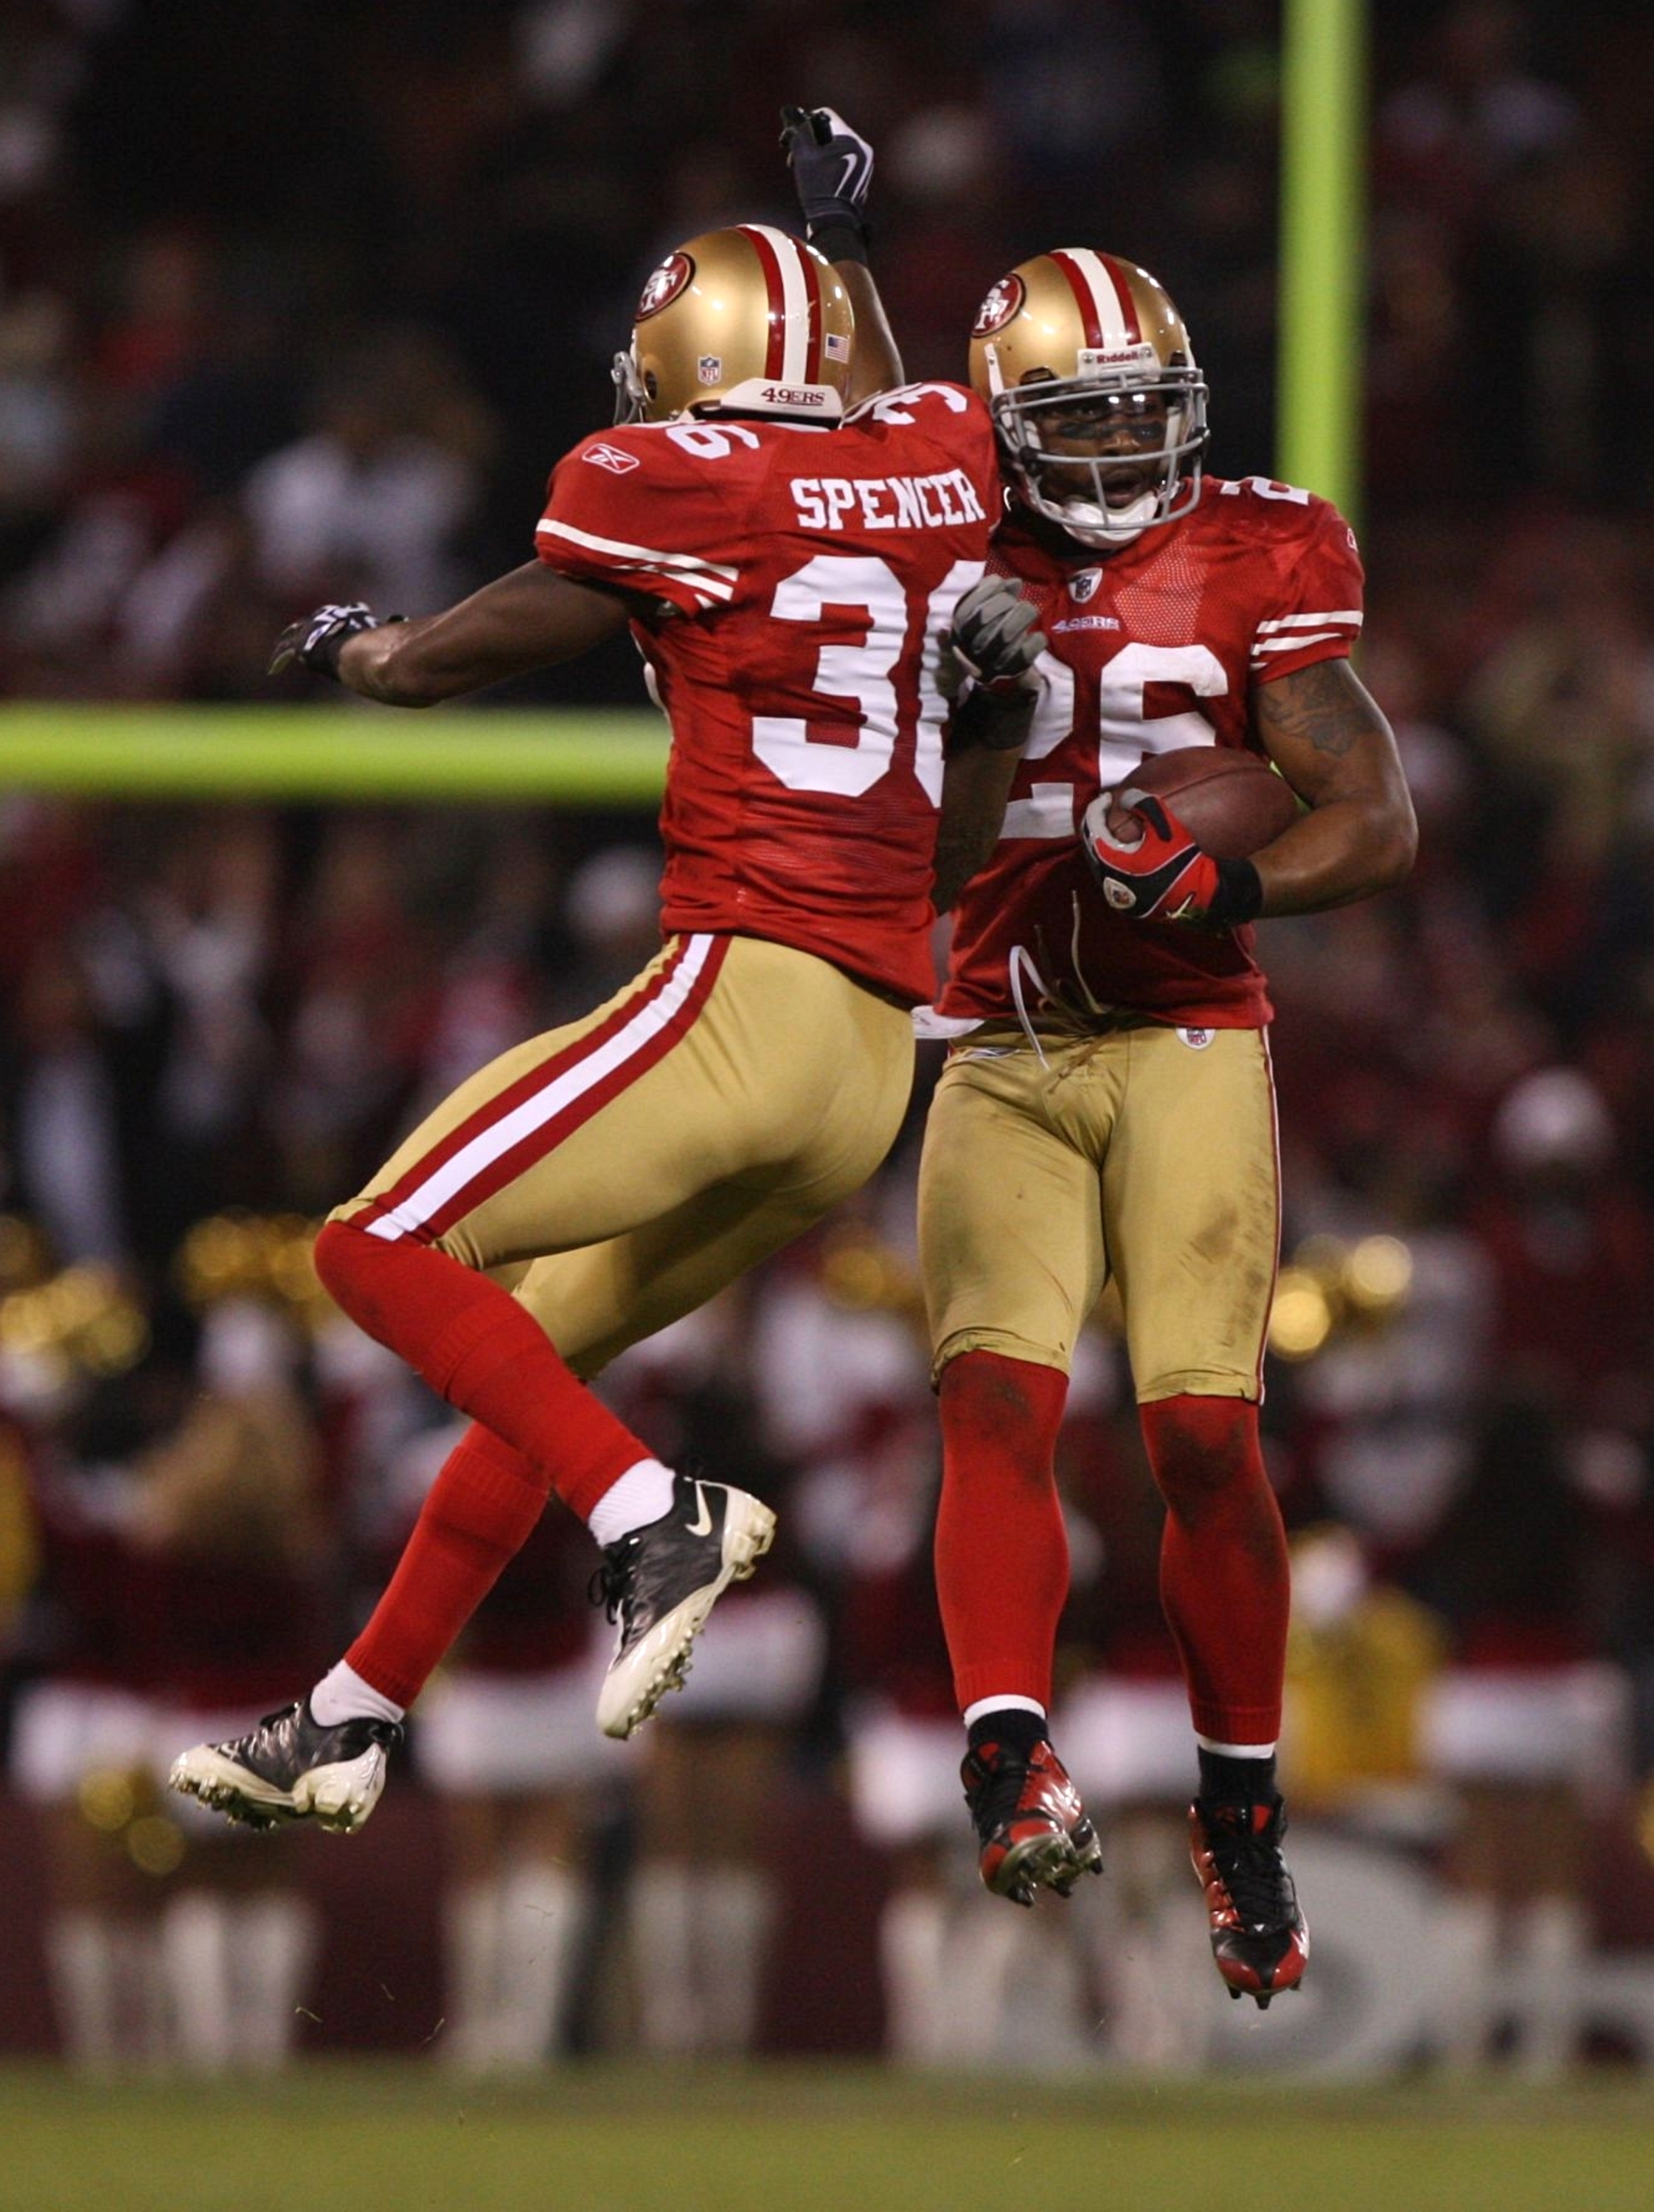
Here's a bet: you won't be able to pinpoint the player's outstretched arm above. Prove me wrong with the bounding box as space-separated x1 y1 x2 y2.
780 104 903 400
934 742 1021 913
273 563 632 707
931 574 1045 910
1248 657 1417 914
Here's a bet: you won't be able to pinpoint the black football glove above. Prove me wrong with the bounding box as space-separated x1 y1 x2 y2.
947 574 1045 699
268 602 389 680
779 105 875 248
942 574 1046 752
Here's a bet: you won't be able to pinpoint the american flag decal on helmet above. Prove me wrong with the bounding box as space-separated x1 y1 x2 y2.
824 331 850 361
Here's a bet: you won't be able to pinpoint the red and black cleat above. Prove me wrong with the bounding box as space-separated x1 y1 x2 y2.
1189 1795 1308 2008
962 1738 1105 1907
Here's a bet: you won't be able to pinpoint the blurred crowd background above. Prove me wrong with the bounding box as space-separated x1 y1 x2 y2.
4 0 1654 2080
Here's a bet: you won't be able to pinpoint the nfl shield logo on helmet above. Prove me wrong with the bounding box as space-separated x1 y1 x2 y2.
697 354 722 384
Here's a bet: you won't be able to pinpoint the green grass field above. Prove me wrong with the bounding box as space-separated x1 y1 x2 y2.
6 2062 1653 2212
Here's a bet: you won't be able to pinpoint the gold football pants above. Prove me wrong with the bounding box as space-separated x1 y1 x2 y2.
917 1022 1279 1401
332 932 916 1377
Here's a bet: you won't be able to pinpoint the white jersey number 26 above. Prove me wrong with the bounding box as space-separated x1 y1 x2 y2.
1001 641 1230 841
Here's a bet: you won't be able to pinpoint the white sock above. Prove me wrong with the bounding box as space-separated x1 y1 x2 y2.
160 1892 234 2075
494 1861 583 2065
309 1659 405 1728
232 1895 320 2073
588 1458 677 1548
878 1890 949 2065
961 1695 1046 1730
630 1862 701 2053
48 1913 121 2071
694 1866 776 2055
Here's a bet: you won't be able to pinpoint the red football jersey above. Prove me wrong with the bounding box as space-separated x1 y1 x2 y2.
535 386 1000 1005
939 476 1365 1029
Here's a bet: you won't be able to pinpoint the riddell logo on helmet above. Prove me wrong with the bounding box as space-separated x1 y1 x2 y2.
972 274 1026 338
1079 343 1156 369
636 252 694 321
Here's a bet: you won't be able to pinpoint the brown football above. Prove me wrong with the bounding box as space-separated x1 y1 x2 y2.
1107 745 1300 859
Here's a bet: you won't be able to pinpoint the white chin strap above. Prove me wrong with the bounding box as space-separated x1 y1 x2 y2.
1050 489 1158 549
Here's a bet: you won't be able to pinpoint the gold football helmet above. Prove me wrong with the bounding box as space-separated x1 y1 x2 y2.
970 248 1209 547
613 225 855 425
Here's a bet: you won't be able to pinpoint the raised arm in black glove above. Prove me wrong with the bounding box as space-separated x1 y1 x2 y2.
268 602 397 681
779 105 875 263
944 574 1047 753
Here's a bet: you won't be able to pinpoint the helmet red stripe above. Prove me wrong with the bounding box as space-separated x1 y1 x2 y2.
1050 248 1142 348
1097 254 1144 343
1048 250 1105 349
738 223 790 379
794 238 824 383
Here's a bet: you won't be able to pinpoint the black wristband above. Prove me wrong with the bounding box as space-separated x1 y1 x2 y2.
1206 855 1265 928
320 612 403 679
808 215 870 265
952 686 1035 754
312 627 351 680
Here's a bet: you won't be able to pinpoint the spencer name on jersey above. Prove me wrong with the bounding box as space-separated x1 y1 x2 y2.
535 384 1000 1007
790 470 988 533
940 475 1365 1032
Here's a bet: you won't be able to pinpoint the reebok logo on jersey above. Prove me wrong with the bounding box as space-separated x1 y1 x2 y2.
791 470 987 534
584 442 642 475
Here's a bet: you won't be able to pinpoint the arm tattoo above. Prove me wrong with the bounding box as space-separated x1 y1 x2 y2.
1260 659 1360 758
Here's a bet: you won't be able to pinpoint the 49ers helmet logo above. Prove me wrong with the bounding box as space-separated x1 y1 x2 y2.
972 272 1026 339
636 251 694 321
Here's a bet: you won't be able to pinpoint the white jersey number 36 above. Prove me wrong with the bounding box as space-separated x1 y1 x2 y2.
754 553 984 802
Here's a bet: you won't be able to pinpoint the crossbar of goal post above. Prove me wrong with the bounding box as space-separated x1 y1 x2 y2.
0 706 672 802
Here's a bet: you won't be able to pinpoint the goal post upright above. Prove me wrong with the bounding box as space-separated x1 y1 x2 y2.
1276 0 1368 530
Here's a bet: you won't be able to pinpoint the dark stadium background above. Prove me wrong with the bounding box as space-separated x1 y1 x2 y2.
3 0 1654 2105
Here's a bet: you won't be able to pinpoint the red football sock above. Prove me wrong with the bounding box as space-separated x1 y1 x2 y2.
314 1217 645 1522
345 1422 549 1708
1142 1393 1288 1747
934 1351 1071 1714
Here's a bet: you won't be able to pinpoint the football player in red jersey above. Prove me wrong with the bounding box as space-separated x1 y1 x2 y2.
783 111 1417 2004
170 216 1047 1836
